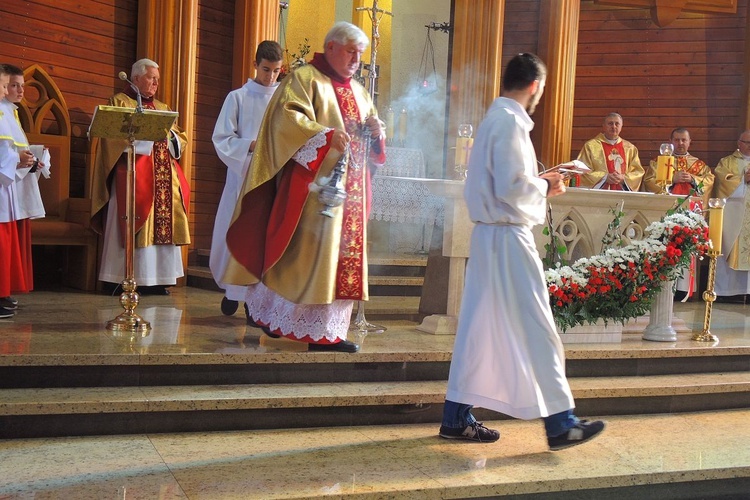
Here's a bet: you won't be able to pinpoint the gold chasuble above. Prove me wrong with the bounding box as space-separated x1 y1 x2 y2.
223 53 385 307
645 154 714 206
714 151 750 270
576 133 644 191
90 89 191 248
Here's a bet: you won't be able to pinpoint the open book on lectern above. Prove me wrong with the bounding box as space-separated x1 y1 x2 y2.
89 105 178 142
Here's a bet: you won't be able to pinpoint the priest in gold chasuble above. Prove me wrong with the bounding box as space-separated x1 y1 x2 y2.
643 128 714 206
713 130 750 297
577 113 644 191
90 58 190 292
643 128 714 298
223 22 386 353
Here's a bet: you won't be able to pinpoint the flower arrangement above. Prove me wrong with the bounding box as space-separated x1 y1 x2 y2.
279 38 311 80
545 210 710 332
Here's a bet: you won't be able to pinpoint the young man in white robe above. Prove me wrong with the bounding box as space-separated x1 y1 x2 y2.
0 65 28 318
211 41 283 316
439 53 606 450
2 64 49 300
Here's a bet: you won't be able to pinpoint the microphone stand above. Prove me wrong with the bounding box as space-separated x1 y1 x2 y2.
119 72 143 113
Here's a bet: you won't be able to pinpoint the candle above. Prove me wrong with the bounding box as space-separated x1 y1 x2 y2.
399 108 408 144
385 107 394 145
656 155 674 183
455 137 473 166
708 203 724 254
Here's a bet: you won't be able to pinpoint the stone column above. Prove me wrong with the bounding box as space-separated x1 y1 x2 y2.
643 279 678 342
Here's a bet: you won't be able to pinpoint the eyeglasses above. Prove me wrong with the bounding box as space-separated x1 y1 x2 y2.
739 140 750 145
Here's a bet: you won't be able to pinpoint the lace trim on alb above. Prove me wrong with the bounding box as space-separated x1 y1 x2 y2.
245 282 353 342
291 129 332 169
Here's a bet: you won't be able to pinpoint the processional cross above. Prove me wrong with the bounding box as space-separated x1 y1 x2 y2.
355 0 393 102
349 1 393 336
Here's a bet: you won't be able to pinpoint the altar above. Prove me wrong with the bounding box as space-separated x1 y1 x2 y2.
414 182 689 334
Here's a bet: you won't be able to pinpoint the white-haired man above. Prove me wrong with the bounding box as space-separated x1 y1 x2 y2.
577 112 644 191
223 22 386 352
91 58 190 296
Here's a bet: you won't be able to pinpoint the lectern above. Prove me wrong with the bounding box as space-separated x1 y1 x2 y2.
89 105 178 335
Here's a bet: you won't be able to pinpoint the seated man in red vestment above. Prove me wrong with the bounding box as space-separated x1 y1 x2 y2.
223 22 386 353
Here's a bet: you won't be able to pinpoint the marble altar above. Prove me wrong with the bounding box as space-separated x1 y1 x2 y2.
415 181 691 334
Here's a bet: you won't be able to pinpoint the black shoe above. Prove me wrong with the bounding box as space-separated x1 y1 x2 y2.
439 422 500 443
101 282 122 296
308 340 360 353
139 285 170 296
0 306 15 319
0 297 18 310
674 291 688 302
715 295 745 304
221 297 239 315
548 419 606 451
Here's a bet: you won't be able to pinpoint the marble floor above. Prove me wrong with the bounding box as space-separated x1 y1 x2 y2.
1 288 750 498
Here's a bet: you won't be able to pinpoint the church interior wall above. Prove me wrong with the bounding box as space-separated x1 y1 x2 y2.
0 0 139 200
189 0 237 253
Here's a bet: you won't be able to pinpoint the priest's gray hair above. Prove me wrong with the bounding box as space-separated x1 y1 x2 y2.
324 22 369 49
131 58 159 79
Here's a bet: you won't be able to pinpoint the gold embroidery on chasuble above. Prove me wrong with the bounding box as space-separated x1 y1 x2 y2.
152 138 174 244
334 85 366 300
675 156 706 176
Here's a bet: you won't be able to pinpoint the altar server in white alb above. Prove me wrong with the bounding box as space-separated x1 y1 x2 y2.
439 53 605 450
2 64 50 298
0 64 28 319
211 41 283 316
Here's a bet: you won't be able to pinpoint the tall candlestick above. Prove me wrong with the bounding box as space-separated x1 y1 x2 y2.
399 108 408 145
656 155 674 183
707 198 726 253
455 137 473 166
385 106 394 145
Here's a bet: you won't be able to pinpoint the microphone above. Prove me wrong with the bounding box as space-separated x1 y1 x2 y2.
118 71 143 113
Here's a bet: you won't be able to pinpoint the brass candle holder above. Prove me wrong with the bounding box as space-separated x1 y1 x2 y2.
693 247 719 342
692 199 726 343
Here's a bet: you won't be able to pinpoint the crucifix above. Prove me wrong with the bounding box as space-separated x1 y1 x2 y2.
355 0 393 103
349 1 393 337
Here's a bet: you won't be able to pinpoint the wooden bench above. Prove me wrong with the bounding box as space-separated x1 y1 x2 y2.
16 65 98 291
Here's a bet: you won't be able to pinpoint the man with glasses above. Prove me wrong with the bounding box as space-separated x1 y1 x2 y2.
713 130 750 302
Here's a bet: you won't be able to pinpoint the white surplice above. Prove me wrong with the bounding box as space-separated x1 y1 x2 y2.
0 110 21 222
0 100 47 220
716 158 750 295
210 78 277 301
445 97 575 420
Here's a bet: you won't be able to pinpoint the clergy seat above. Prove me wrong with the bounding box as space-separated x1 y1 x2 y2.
16 64 98 291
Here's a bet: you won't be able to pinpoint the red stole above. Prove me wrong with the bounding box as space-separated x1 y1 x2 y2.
671 156 706 197
600 141 626 191
332 81 367 300
114 100 190 245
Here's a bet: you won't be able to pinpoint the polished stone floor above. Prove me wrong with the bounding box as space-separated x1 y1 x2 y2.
1 287 750 498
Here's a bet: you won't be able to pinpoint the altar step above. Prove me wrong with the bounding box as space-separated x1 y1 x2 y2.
1 341 749 439
187 249 428 297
